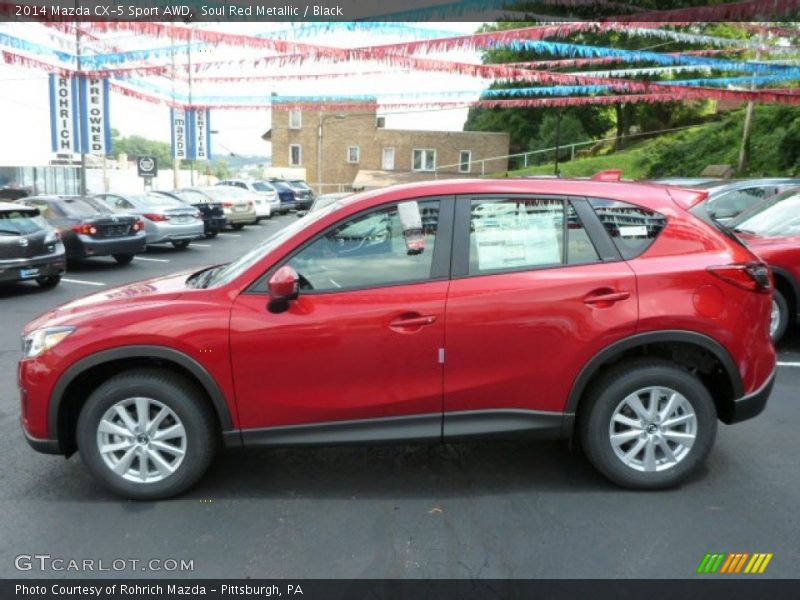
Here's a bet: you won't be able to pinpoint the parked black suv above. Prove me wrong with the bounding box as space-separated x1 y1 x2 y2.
156 189 227 238
17 196 146 265
0 202 65 288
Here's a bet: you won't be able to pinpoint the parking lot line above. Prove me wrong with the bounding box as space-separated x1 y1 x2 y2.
61 278 106 287
192 243 212 248
777 361 800 367
134 256 170 263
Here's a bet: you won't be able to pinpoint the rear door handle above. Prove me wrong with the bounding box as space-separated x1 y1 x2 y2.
389 314 438 332
584 291 631 305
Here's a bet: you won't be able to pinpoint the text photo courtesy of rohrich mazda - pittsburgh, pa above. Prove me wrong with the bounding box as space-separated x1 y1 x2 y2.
1 2 800 599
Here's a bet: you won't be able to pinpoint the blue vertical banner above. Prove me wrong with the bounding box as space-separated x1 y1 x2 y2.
192 108 211 161
48 74 79 153
78 77 112 156
170 107 189 160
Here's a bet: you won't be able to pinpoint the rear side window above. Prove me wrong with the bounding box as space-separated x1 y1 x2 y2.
589 199 667 259
468 198 600 275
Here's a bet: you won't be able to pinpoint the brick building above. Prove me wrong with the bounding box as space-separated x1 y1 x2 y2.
265 101 510 193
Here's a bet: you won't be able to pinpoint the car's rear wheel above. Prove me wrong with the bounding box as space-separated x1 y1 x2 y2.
580 360 716 489
171 240 191 250
770 290 789 343
206 230 219 239
76 369 217 500
112 253 134 265
231 223 245 231
35 275 61 289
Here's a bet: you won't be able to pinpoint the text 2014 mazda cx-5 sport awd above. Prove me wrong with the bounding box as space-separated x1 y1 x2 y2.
19 177 776 499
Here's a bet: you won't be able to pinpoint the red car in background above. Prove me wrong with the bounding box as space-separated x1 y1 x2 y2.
728 188 800 342
18 177 776 499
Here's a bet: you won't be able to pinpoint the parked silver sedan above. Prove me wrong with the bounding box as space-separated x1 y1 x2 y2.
94 192 205 249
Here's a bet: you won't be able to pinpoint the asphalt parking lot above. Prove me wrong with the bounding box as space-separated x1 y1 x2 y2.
1 213 799 579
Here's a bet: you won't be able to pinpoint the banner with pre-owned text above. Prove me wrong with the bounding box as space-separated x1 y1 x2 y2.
78 77 111 155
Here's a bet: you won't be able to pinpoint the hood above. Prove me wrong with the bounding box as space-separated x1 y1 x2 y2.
25 269 199 333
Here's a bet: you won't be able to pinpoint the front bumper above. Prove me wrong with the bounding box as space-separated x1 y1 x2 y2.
70 234 146 259
22 423 61 455
722 368 775 424
0 252 66 283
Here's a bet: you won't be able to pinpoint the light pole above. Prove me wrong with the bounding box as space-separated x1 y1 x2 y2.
317 112 345 196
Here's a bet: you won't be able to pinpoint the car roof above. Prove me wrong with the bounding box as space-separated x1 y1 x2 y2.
334 177 694 213
696 178 800 192
0 201 36 211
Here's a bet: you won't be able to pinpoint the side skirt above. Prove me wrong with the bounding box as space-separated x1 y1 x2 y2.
227 410 571 449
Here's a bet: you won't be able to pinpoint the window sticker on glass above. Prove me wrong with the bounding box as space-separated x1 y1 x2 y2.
619 225 648 237
472 200 563 271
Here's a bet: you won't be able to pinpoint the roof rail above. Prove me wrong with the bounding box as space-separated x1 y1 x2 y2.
591 169 623 182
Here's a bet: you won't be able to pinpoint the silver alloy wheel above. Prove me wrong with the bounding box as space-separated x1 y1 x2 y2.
608 386 697 473
96 397 187 484
770 298 781 339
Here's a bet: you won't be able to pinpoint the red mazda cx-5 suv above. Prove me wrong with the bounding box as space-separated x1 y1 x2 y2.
19 177 776 499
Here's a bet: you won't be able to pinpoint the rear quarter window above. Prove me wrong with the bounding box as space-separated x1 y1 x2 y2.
589 199 667 259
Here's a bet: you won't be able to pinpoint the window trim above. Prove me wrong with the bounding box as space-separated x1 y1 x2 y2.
451 194 621 279
382 147 395 171
289 144 302 167
412 148 436 172
288 110 302 129
246 195 456 295
346 145 360 164
459 150 472 173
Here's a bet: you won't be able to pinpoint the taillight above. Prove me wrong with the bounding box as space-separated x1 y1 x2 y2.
143 213 169 222
708 262 772 293
223 202 233 208
72 224 97 235
132 220 145 232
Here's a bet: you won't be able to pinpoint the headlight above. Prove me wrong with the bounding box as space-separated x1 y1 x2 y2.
22 326 75 359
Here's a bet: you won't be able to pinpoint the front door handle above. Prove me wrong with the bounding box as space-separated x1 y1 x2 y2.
389 314 438 332
584 290 631 306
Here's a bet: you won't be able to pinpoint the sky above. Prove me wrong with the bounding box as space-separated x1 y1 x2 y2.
0 22 488 165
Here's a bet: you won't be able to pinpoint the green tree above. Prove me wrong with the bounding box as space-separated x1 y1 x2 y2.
212 159 232 179
110 130 173 170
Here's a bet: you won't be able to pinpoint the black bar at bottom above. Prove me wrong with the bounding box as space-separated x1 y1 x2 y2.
3 579 798 600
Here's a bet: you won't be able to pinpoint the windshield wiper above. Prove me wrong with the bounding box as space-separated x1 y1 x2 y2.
732 228 755 234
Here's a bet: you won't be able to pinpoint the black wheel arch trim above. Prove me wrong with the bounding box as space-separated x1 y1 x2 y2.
47 345 237 446
565 330 744 414
770 266 799 316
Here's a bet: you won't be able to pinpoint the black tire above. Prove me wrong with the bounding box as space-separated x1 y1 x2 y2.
112 253 134 265
206 231 219 239
579 359 717 490
771 289 789 343
35 275 61 289
171 240 191 249
231 223 245 231
76 369 217 500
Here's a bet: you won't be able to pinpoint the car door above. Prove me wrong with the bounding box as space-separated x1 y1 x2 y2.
229 197 455 442
442 195 638 438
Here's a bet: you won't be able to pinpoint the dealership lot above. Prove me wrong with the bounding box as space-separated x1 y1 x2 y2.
1 213 799 579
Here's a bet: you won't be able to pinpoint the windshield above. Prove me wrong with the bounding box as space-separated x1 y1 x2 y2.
729 189 800 236
175 190 212 204
0 209 47 235
137 193 186 209
213 186 248 198
203 202 340 288
252 181 275 192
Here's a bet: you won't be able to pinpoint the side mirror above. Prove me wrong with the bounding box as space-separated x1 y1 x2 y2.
268 265 299 302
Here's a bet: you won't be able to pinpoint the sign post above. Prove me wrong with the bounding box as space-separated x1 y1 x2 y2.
137 155 158 190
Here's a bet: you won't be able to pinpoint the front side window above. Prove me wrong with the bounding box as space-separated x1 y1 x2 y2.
459 150 472 173
289 110 302 129
287 200 440 292
347 146 360 164
289 144 302 166
413 149 436 172
589 199 667 259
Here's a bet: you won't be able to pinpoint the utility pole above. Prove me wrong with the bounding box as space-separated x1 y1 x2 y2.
737 48 762 174
553 109 562 177
75 0 87 196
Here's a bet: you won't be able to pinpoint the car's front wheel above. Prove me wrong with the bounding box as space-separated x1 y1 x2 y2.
580 359 716 489
76 369 217 500
35 275 61 289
